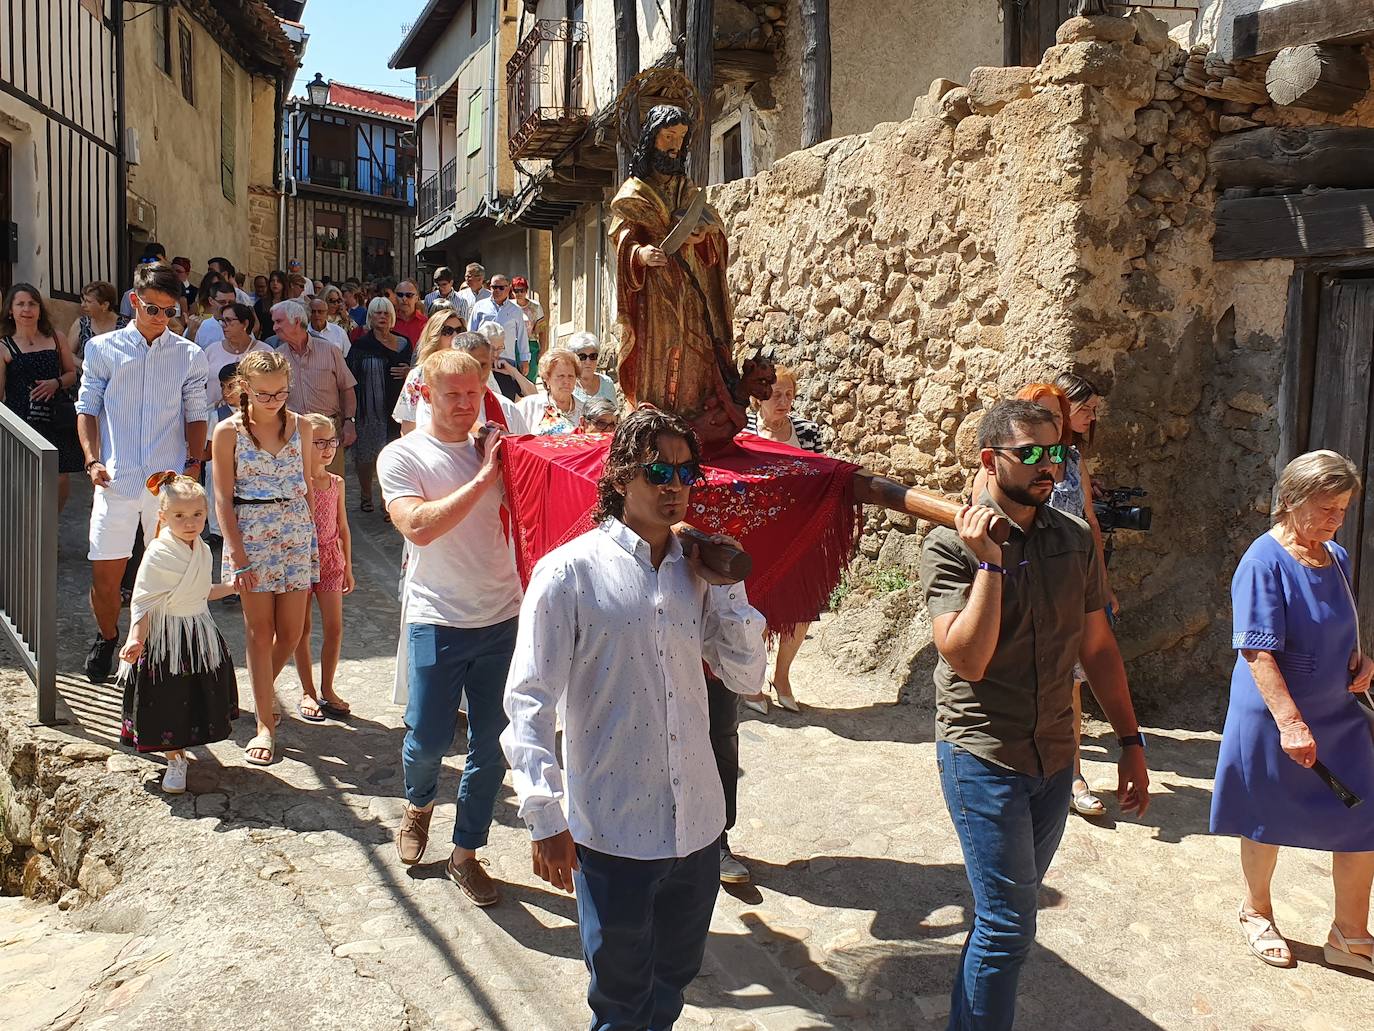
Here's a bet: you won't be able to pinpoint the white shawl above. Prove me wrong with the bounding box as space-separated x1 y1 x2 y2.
127 529 227 673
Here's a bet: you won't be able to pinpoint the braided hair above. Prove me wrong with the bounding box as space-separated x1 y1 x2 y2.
591 406 702 524
235 349 291 449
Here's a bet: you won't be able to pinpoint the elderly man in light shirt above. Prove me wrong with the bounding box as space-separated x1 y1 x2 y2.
76 261 209 684
468 274 530 401
502 407 765 1031
267 300 357 474
308 295 351 356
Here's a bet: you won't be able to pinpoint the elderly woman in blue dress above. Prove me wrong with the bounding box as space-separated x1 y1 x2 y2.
1212 450 1374 973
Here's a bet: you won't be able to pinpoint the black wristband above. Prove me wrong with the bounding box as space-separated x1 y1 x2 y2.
1118 732 1147 750
977 561 1009 575
85 459 102 472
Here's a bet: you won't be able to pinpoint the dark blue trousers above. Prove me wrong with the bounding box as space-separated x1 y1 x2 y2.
573 842 720 1031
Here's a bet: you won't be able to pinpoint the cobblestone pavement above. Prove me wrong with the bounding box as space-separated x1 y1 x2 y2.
2 478 1372 1030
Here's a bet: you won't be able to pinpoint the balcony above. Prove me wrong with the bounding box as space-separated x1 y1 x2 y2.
302 155 415 204
507 19 589 161
418 157 457 224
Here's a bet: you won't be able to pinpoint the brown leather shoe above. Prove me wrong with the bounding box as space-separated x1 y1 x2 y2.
447 853 500 907
396 805 432 865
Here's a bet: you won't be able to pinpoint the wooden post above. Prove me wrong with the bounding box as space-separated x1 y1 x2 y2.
614 0 639 183
800 0 832 149
684 0 714 180
1001 0 1021 67
1265 44 1369 114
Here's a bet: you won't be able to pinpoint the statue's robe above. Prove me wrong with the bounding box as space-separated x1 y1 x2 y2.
609 172 737 422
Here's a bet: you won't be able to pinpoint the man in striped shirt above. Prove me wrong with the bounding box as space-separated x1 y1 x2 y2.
76 262 209 683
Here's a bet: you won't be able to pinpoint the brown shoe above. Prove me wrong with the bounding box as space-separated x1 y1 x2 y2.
396 805 432 865
447 853 500 907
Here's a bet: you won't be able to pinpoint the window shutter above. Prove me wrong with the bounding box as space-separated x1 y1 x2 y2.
220 59 236 201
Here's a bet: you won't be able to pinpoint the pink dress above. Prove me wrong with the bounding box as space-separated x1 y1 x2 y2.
312 475 345 594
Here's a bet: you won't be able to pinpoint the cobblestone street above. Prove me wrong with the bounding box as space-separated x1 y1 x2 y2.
2 479 1372 1030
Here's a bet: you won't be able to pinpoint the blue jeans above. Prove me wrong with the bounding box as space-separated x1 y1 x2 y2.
937 740 1074 1031
403 619 517 850
573 842 720 1031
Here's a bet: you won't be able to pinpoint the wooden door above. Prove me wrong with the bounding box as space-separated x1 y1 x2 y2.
1011 0 1080 66
1304 275 1374 640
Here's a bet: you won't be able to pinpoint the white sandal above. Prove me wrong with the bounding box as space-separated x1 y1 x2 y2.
1324 925 1374 974
1239 906 1294 968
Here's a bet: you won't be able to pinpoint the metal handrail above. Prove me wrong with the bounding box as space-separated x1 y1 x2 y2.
0 402 58 724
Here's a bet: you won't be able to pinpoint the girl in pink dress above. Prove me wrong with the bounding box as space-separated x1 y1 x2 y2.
293 413 355 721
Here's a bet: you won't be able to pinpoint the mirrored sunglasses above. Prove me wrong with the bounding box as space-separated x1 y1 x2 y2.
990 444 1068 466
642 461 703 487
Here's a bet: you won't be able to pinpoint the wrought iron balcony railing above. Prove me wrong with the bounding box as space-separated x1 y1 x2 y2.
507 19 589 161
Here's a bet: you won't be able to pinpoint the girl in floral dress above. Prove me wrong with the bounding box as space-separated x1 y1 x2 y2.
211 350 317 766
292 413 355 722
118 473 239 794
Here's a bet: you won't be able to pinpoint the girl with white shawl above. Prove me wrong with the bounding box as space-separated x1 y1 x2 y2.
118 473 240 794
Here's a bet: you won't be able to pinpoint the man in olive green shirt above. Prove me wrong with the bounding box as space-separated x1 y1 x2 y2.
919 399 1149 1031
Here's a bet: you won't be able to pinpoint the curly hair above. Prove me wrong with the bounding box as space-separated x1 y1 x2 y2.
630 104 693 180
591 406 702 524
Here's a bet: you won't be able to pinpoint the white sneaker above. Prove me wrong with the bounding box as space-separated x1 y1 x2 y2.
162 755 189 794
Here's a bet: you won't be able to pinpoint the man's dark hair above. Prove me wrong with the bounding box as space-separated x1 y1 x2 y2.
373 276 398 297
630 104 693 181
213 279 238 297
218 361 241 383
592 406 702 523
978 399 1058 450
140 241 166 261
132 262 184 300
208 256 234 273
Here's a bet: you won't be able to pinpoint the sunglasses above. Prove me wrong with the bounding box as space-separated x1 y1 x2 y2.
440 324 461 337
396 291 417 298
990 444 1068 465
138 301 179 317
251 388 291 403
512 287 528 294
491 284 510 291
312 438 339 449
641 461 703 487
575 351 598 361
590 418 617 432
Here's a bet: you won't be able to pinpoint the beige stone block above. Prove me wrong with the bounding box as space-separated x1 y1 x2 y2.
1128 10 1172 54
915 77 961 118
938 87 972 123
1138 168 1187 203
1034 42 1156 105
966 66 1033 115
1056 15 1137 46
1135 108 1169 147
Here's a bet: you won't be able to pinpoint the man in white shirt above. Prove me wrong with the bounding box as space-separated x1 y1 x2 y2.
379 349 522 909
188 280 237 350
287 257 315 296
424 266 461 315
469 275 530 400
308 296 351 357
207 257 253 306
456 262 490 315
502 408 766 1030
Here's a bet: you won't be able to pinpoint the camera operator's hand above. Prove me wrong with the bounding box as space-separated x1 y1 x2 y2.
955 504 1003 567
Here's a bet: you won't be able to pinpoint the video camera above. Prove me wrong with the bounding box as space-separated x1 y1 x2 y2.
1093 487 1152 533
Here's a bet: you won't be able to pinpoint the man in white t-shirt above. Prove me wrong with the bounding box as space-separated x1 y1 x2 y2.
308 296 351 357
392 330 527 435
378 348 522 909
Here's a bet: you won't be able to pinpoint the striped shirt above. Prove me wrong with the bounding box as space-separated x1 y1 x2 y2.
267 331 357 419
76 323 209 498
743 413 824 453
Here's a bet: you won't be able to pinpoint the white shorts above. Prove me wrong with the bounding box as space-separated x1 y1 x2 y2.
88 486 160 562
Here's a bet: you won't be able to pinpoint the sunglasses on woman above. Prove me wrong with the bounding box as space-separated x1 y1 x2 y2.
440 324 461 337
989 444 1068 465
642 461 704 487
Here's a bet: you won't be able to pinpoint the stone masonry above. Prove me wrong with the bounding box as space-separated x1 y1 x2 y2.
710 13 1374 717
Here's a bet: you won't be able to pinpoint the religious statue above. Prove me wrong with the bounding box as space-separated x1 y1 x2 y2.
610 104 773 449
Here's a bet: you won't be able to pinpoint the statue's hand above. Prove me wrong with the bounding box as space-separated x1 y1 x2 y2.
635 245 669 269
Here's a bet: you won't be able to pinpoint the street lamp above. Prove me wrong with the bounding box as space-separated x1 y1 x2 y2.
306 72 330 108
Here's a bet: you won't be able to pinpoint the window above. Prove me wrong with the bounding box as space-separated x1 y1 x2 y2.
308 117 353 189
314 210 345 251
178 21 194 105
153 5 171 76
557 232 575 338
219 58 236 201
470 0 478 36
362 216 394 278
709 107 754 185
466 91 483 157
720 124 743 183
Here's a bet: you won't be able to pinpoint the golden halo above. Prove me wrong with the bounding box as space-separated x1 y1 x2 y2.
615 68 704 155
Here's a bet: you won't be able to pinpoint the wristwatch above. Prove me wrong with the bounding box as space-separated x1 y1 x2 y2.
1118 732 1147 751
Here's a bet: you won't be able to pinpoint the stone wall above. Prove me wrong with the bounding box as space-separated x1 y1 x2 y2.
711 13 1373 715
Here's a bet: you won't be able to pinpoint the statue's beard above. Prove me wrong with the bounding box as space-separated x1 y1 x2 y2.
651 149 685 176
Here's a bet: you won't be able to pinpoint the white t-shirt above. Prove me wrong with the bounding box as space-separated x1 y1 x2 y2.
201 338 271 409
377 430 523 629
316 320 351 357
392 366 528 433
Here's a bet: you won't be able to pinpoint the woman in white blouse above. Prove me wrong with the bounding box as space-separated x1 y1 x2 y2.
517 348 584 436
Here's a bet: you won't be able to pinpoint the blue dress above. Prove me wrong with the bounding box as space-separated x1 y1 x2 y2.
1211 533 1374 850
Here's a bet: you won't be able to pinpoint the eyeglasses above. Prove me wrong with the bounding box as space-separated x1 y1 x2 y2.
989 444 1068 466
575 351 598 361
641 461 703 487
512 287 528 294
590 419 618 432
137 301 179 317
217 316 239 324
491 284 510 292
396 291 417 299
312 438 339 450
440 324 461 337
251 389 291 403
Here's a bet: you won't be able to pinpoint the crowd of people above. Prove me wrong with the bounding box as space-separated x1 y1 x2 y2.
3 252 1373 1030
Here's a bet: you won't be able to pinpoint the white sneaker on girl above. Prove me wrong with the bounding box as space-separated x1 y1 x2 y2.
163 755 189 794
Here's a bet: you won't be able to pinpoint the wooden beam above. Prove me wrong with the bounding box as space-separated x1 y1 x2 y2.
614 0 639 183
1233 0 1374 60
1213 189 1374 261
684 0 715 180
713 48 777 87
801 0 832 148
1210 127 1374 191
1265 44 1369 113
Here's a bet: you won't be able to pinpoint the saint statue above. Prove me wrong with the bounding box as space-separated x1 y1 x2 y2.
610 105 773 448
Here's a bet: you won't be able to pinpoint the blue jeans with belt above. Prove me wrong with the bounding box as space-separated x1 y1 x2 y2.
937 739 1074 1031
403 618 517 849
573 842 720 1031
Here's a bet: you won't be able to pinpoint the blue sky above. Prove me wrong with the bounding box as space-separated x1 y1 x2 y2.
290 0 428 100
